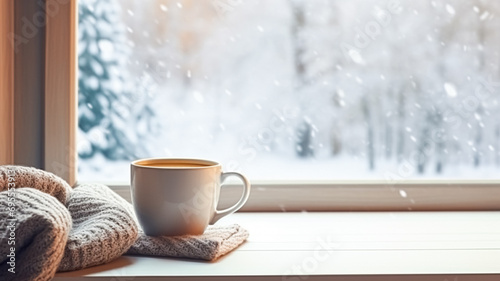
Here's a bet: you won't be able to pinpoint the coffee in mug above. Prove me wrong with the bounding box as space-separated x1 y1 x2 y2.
130 158 251 236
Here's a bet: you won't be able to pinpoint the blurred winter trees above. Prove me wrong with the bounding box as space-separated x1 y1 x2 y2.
78 0 159 161
78 0 500 179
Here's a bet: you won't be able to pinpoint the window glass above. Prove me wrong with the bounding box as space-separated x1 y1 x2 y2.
78 0 500 181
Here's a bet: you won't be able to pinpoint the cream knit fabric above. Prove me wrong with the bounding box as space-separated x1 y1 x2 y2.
0 166 139 276
58 183 139 271
0 165 72 203
128 224 249 260
0 166 248 281
0 188 71 281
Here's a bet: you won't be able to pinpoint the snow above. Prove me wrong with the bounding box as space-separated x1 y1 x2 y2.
444 83 457 98
399 190 408 198
445 4 455 15
480 11 490 21
80 153 500 182
78 0 500 182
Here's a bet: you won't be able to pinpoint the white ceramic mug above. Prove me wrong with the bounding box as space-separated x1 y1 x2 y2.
130 158 251 236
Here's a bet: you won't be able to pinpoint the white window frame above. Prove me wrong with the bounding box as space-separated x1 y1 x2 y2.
2 0 498 211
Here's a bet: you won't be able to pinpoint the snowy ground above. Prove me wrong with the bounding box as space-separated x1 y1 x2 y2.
79 153 500 183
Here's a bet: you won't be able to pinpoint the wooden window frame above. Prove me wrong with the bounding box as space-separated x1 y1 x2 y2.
2 0 500 211
1 0 77 183
45 0 78 186
0 0 14 164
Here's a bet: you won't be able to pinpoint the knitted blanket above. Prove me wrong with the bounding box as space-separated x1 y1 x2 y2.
0 166 248 281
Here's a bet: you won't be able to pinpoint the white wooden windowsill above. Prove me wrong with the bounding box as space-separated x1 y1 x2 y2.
54 212 500 281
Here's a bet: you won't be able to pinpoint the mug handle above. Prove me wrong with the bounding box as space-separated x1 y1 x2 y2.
210 172 251 225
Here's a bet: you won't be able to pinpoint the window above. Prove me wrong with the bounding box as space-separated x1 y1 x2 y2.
77 0 500 183
23 0 498 211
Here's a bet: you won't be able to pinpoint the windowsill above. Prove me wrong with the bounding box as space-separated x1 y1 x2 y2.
54 212 500 281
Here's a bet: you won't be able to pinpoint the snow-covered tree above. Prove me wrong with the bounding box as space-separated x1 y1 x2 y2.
78 0 158 161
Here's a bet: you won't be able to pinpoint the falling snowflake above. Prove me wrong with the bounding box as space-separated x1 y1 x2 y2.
399 190 408 198
480 11 490 21
444 83 457 97
348 50 365 65
445 4 455 15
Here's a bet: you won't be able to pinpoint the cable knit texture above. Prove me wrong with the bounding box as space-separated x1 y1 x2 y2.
57 183 139 271
0 188 72 281
127 224 249 260
0 165 72 204
0 165 248 281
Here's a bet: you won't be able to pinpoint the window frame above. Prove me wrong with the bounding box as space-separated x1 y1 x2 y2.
0 0 14 164
45 0 78 185
107 180 500 211
3 0 497 211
